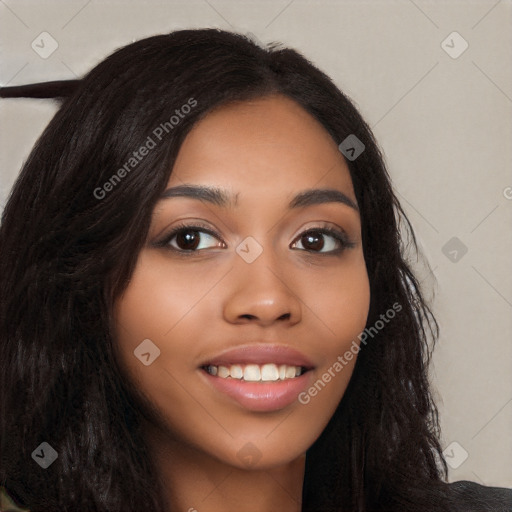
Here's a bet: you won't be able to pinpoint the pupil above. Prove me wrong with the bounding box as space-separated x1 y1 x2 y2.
177 230 200 250
303 232 323 251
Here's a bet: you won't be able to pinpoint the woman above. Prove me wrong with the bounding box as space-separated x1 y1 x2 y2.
0 29 510 512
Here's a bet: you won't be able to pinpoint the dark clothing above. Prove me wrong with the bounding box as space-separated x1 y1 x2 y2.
448 480 512 511
1 480 511 511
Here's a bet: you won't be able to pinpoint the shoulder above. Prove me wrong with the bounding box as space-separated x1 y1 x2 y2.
447 480 512 511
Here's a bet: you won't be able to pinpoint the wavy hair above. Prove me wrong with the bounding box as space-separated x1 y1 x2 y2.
1 29 454 511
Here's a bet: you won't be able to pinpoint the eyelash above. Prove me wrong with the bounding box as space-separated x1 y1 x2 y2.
154 221 356 257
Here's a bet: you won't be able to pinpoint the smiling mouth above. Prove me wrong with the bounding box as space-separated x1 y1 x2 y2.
202 363 310 382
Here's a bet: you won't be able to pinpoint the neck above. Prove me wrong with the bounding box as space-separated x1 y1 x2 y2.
146 428 305 512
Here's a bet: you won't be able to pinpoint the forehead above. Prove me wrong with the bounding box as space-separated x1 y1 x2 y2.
167 94 354 199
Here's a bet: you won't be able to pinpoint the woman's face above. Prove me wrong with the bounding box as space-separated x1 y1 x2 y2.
114 94 370 470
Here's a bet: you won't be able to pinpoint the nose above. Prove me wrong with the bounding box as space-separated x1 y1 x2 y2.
222 248 302 327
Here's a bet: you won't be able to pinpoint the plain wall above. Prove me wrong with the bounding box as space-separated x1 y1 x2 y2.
1 0 511 488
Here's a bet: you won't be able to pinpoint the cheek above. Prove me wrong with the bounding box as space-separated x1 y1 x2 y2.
112 253 216 441
288 253 370 425
111 251 201 407
306 252 370 349
114 251 221 343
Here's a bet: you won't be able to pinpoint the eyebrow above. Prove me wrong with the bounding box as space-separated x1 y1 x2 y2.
160 184 358 211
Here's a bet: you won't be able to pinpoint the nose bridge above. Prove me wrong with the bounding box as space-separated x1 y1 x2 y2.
238 239 285 291
222 235 301 325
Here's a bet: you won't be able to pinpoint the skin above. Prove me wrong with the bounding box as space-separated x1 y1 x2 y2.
114 94 370 512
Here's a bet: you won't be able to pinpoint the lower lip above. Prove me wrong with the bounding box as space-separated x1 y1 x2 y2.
201 370 312 412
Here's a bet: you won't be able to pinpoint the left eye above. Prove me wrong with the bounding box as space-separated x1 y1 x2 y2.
290 228 350 254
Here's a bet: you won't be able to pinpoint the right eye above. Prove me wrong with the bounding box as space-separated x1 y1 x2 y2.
155 223 226 254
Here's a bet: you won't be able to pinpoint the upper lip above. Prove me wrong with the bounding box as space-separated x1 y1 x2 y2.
200 344 315 369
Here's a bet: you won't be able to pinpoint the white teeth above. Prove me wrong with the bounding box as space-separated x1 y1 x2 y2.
230 364 243 379
261 363 279 381
217 366 230 378
243 364 261 382
285 366 297 379
205 363 304 381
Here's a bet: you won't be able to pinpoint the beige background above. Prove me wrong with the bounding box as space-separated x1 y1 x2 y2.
1 0 511 487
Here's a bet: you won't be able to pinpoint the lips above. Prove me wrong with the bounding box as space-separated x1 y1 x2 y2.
199 344 315 412
199 344 315 368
